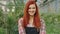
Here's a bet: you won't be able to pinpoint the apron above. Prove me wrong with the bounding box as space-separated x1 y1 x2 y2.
25 27 39 34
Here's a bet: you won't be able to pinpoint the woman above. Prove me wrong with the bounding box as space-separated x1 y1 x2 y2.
18 0 46 34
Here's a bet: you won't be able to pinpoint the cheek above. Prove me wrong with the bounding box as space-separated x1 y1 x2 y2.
33 9 36 12
28 9 31 12
33 9 36 14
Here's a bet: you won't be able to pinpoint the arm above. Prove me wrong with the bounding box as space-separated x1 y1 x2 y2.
18 18 25 34
40 19 46 34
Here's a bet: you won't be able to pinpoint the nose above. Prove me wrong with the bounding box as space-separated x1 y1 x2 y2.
30 9 34 12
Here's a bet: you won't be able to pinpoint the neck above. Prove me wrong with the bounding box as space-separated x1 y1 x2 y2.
29 15 34 25
30 15 34 19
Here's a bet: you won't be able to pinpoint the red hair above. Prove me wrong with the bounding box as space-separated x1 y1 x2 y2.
23 1 41 28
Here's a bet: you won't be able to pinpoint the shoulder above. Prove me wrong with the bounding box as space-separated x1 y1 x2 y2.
40 18 45 25
18 18 23 21
18 18 23 24
40 18 45 23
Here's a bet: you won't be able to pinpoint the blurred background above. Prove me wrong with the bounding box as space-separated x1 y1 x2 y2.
0 0 60 34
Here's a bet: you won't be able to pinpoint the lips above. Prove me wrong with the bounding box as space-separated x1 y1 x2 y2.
29 11 35 13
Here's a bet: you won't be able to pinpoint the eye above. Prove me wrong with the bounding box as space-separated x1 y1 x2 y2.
29 7 31 9
32 7 36 9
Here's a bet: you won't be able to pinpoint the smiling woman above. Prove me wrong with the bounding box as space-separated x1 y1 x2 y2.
28 4 36 16
18 0 46 34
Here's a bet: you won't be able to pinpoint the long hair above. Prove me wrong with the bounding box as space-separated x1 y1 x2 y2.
23 1 41 28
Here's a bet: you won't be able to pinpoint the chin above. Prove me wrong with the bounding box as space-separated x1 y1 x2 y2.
30 14 34 16
29 13 35 16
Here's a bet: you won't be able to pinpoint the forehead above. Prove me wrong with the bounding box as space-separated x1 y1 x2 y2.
29 4 36 7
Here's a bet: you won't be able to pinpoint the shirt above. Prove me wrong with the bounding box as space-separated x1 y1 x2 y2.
18 18 46 34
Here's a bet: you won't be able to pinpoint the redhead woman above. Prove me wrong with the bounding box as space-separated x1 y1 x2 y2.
18 0 46 34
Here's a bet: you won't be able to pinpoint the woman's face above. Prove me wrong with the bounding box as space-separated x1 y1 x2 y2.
28 4 36 16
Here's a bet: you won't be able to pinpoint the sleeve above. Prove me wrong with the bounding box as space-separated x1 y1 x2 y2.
18 18 25 34
40 19 46 34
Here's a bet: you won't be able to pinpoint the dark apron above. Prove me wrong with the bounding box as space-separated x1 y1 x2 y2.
25 27 39 34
